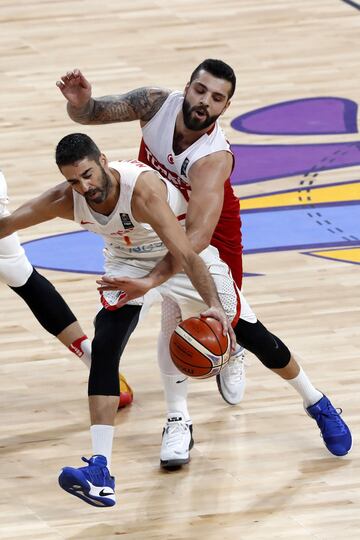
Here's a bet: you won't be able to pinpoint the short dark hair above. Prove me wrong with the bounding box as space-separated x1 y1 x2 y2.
55 133 101 168
189 59 236 99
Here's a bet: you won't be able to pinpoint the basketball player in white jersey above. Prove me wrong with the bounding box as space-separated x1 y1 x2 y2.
0 169 133 407
0 134 351 507
57 61 247 461
0 133 240 506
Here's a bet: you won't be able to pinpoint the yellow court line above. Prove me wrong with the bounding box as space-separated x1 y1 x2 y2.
311 247 360 263
240 182 360 210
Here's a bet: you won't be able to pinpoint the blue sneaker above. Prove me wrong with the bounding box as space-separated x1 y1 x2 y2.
306 395 352 456
58 455 116 507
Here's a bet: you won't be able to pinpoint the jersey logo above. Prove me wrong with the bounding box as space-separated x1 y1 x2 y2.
167 153 174 164
140 142 192 201
119 213 134 230
80 220 95 225
181 158 190 177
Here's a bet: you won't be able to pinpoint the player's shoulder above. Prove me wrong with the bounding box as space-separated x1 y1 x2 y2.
112 159 152 173
46 181 72 201
44 182 73 213
138 87 172 122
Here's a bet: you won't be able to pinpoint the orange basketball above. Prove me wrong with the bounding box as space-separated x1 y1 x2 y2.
169 317 231 379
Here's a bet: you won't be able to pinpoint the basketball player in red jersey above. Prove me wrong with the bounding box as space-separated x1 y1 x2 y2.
56 61 247 441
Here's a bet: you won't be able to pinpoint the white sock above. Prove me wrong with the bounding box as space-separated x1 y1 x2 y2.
287 367 323 408
80 338 92 368
90 424 115 472
68 336 92 368
161 373 191 423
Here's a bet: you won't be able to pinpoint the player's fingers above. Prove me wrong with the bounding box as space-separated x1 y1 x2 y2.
116 296 129 308
228 325 237 352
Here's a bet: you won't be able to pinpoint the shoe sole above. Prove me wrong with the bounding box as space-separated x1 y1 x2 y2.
160 436 194 470
58 471 116 507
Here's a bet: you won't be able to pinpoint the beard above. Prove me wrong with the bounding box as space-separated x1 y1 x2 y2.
84 167 111 204
182 97 220 131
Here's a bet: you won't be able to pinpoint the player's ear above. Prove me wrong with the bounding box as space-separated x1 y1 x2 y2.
184 82 190 95
221 99 231 116
99 153 108 167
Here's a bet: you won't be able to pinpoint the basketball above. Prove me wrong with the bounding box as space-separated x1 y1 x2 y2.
169 316 231 379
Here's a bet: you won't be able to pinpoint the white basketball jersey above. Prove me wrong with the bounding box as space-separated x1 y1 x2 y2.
0 171 9 215
72 160 188 260
139 91 231 201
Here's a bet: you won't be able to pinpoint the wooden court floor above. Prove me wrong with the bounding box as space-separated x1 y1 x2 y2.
0 1 359 539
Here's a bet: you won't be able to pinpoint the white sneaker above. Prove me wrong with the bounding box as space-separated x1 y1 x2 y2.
160 413 194 469
216 346 247 405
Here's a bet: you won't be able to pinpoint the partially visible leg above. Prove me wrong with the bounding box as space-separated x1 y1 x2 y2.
58 304 141 507
211 235 247 405
158 297 193 468
9 266 133 405
8 266 91 361
234 317 352 456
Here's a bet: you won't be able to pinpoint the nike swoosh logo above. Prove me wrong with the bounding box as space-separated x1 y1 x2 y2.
99 488 114 496
176 378 187 384
80 220 95 225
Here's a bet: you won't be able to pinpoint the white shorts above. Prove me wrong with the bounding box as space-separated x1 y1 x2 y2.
0 171 33 287
104 245 256 324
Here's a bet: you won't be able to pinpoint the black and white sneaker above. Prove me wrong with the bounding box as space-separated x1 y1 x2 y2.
160 413 194 469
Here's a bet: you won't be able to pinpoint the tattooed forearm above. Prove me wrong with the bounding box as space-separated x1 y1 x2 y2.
68 87 170 125
67 99 96 124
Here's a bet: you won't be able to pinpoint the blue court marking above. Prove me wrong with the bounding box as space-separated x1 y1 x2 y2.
23 203 360 273
241 204 360 253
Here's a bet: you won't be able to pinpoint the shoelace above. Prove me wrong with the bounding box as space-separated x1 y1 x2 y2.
316 405 347 436
164 422 189 449
81 456 110 485
226 352 249 382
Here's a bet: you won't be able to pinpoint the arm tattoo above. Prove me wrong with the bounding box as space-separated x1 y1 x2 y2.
80 87 171 124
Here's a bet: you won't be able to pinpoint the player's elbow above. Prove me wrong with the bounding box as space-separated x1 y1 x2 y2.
0 217 13 239
190 230 213 253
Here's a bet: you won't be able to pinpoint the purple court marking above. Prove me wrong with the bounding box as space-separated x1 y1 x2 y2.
341 0 360 10
242 200 360 214
21 96 360 275
245 240 359 255
231 142 360 185
231 97 358 135
304 248 360 266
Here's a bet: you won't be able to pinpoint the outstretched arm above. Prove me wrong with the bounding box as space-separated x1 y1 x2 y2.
56 69 170 125
0 183 74 239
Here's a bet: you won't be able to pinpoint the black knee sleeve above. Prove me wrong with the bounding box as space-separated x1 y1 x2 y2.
10 268 77 336
234 318 291 369
88 305 141 396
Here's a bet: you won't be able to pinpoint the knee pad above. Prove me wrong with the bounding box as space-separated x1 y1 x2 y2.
10 268 77 335
89 305 141 396
234 318 291 369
